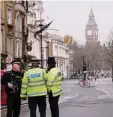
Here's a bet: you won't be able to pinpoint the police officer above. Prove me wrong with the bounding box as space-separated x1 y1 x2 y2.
45 57 63 117
1 63 23 117
21 60 47 117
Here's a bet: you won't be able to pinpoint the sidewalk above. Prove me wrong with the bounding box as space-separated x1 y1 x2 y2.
1 100 28 109
1 96 49 109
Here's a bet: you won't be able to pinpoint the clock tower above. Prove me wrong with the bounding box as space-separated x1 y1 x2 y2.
85 8 98 44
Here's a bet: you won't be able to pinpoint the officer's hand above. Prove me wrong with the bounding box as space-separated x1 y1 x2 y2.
21 97 27 100
8 83 13 89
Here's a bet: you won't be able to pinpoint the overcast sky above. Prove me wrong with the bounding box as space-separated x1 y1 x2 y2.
43 1 113 45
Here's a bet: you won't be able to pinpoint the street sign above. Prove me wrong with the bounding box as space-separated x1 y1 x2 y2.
6 64 12 71
6 57 12 63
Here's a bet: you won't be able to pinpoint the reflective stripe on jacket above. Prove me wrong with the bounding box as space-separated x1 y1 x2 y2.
45 67 63 97
21 68 47 97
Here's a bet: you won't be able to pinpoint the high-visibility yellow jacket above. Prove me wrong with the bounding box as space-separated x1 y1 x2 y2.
44 67 63 97
21 68 47 98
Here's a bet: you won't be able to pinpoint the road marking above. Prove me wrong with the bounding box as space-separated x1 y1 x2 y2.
97 95 110 99
63 81 78 84
59 93 78 104
63 88 72 92
96 88 113 99
59 94 78 104
101 80 103 83
47 93 78 108
67 88 72 91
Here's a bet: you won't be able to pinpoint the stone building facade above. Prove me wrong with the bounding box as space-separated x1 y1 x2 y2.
0 1 28 70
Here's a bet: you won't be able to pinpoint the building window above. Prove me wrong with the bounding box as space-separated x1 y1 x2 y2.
70 64 73 69
7 7 12 24
39 10 42 19
19 14 22 31
34 13 36 19
0 30 3 51
16 12 22 32
15 40 22 58
16 41 19 57
70 55 73 60
7 38 13 55
54 45 58 56
70 57 73 61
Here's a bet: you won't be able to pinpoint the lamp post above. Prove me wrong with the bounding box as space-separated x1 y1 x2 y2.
83 54 86 80
38 23 44 68
83 54 85 66
111 63 113 81
37 1 44 68
88 60 89 73
46 41 50 58
111 40 113 82
45 40 50 67
34 22 44 68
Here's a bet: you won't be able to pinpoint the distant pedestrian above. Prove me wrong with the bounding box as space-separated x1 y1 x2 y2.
45 57 63 117
1 63 23 117
21 60 47 117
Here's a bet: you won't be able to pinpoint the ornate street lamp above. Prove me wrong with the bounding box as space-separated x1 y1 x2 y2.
83 53 87 80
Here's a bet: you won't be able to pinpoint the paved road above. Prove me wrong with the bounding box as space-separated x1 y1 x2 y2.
1 78 113 117
96 78 113 98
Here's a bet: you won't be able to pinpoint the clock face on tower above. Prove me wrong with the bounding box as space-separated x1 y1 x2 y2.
87 30 92 36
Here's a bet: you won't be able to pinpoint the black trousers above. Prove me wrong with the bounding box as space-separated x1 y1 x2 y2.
48 91 60 117
28 96 46 117
7 92 21 117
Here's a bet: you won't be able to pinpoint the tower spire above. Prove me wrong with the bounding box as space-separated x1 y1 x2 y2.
89 7 94 17
85 8 98 44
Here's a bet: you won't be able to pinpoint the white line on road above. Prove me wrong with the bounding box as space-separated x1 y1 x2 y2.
96 88 113 99
47 93 78 108
59 93 78 104
67 88 72 91
63 87 72 92
100 80 103 83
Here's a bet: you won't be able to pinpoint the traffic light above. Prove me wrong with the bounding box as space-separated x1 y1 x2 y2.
83 64 86 71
